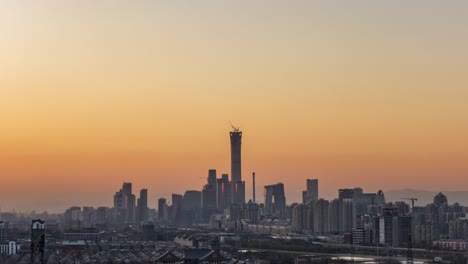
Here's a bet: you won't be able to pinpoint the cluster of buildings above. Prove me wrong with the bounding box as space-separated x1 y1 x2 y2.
157 127 247 227
1 127 468 263
0 221 19 256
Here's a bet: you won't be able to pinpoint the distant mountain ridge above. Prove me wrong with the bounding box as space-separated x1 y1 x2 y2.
385 189 468 207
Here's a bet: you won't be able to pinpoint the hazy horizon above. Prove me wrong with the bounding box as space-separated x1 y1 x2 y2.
1 1 468 213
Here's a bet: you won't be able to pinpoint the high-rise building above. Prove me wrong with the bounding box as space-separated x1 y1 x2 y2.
208 169 217 187
303 179 318 204
230 129 242 183
230 127 245 204
329 199 344 234
171 194 183 225
182 190 202 226
137 189 148 223
379 205 399 245
122 182 132 196
125 193 136 224
31 219 45 264
158 198 168 221
252 172 256 204
264 183 286 218
216 174 230 209
113 182 137 224
202 187 217 220
292 204 304 232
0 221 5 244
313 199 330 235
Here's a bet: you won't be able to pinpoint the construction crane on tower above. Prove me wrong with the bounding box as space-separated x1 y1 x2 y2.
229 121 240 132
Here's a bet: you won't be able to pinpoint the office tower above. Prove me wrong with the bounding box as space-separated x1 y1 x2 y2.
113 190 125 224
158 198 168 220
232 181 246 205
303 179 318 204
137 189 148 223
313 199 330 235
230 127 245 204
264 183 286 218
252 172 256 204
208 169 217 187
202 187 217 220
183 190 202 226
31 219 45 264
184 191 202 208
216 174 230 209
202 170 217 220
113 182 136 224
171 194 183 225
230 128 242 183
379 205 399 245
122 182 132 196
125 193 136 223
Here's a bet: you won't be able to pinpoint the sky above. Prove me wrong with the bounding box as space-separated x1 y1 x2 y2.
1 1 468 212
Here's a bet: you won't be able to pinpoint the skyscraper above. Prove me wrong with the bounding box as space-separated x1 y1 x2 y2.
302 179 318 204
264 183 286 218
202 170 217 220
216 174 230 210
230 128 242 183
230 126 245 204
137 189 148 223
208 169 217 187
158 198 168 221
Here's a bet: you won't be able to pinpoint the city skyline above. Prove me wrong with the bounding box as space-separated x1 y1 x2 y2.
1 1 468 212
2 2 468 263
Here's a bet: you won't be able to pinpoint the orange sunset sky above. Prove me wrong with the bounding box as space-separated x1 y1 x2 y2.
1 1 468 212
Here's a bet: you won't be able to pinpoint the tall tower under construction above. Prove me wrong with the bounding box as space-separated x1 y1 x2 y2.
230 124 245 204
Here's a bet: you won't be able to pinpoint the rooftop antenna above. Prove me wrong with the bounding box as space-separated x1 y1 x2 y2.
229 121 240 132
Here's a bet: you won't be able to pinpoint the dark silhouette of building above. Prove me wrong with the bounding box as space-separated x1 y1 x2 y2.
216 174 230 210
182 190 202 226
0 221 5 244
158 198 168 221
31 219 45 264
171 194 183 225
230 126 245 205
137 188 148 223
202 170 217 220
264 183 286 218
113 182 136 224
302 179 318 204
